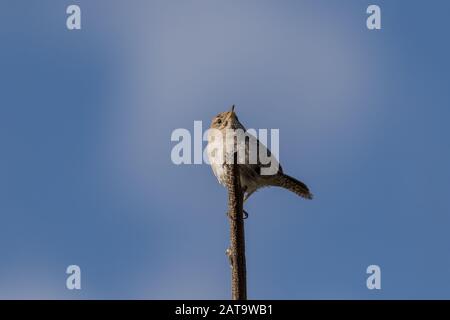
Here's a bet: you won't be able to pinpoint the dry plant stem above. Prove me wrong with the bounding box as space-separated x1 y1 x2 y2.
226 159 247 300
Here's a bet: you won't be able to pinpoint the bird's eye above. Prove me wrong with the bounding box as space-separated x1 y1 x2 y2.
217 119 222 124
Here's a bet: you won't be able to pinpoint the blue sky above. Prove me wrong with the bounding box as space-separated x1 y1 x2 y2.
1 0 450 299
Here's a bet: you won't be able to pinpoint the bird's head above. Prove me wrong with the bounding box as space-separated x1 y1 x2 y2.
210 105 240 130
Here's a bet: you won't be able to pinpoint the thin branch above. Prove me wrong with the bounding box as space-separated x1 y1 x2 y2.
226 156 247 300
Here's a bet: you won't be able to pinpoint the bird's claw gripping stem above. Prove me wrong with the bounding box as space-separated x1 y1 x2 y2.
226 210 249 219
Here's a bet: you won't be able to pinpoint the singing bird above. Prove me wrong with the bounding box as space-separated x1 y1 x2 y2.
207 105 313 206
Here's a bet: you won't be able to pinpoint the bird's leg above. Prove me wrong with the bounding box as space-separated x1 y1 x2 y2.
242 186 249 219
226 187 249 219
226 209 248 219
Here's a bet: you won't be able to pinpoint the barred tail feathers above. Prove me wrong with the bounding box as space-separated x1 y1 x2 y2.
271 173 313 200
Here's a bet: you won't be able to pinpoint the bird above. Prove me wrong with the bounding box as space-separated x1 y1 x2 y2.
206 105 313 210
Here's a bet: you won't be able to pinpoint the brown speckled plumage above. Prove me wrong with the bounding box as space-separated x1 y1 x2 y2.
207 105 313 202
